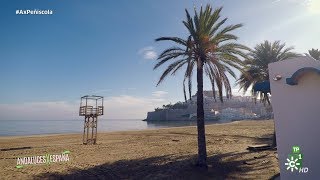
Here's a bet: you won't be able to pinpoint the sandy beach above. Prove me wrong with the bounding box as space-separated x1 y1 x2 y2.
0 120 279 179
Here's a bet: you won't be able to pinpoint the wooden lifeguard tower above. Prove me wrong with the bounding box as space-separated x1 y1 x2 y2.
79 95 104 145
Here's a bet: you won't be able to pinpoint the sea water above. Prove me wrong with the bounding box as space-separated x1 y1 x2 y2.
0 119 234 136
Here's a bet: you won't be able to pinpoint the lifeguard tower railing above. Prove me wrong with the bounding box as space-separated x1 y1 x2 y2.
79 95 104 117
79 106 104 116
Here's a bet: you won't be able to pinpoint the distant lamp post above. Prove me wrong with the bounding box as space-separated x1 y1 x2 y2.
79 95 104 145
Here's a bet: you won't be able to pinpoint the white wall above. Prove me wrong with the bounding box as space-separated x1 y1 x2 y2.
269 56 320 179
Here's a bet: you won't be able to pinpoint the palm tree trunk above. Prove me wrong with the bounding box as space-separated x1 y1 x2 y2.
268 103 277 148
183 82 187 102
196 60 207 167
271 111 277 147
272 130 277 147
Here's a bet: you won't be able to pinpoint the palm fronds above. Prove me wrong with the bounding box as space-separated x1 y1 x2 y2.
236 40 300 104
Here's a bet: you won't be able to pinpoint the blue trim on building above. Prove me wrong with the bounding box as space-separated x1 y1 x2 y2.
286 67 320 86
253 81 270 93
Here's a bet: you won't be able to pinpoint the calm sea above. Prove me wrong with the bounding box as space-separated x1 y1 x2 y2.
0 119 234 136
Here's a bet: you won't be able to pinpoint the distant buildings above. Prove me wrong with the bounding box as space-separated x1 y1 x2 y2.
146 91 272 121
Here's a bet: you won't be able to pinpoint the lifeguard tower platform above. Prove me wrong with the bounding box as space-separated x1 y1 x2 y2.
79 95 104 145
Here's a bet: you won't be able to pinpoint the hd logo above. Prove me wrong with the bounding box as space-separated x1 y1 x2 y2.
285 146 308 173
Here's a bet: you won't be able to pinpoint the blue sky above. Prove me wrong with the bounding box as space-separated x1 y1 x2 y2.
0 0 319 120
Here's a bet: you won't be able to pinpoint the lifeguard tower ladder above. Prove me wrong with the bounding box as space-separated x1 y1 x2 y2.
79 95 103 145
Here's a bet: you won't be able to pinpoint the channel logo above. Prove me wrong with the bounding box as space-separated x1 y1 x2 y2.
285 146 308 173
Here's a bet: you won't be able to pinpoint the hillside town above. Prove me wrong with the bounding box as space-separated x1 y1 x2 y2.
146 91 272 121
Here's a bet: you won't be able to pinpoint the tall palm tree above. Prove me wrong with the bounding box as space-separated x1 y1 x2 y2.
154 5 248 167
308 48 320 60
236 40 300 147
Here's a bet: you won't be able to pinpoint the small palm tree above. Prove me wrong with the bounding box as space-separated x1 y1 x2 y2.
237 40 300 104
154 5 248 167
236 40 300 147
308 48 320 60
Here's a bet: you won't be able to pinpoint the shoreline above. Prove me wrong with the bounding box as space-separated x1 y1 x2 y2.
0 119 253 139
0 119 279 179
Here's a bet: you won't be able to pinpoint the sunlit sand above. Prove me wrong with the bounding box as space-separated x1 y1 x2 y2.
0 120 279 179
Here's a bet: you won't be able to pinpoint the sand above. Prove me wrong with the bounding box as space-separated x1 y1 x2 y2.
0 120 279 180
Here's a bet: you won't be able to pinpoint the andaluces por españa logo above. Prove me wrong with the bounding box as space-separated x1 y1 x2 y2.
16 150 70 169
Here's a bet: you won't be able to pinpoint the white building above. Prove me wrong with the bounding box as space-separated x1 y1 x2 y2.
147 91 272 121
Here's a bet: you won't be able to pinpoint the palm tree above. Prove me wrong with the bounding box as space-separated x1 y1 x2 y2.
308 48 320 60
237 40 299 104
154 5 248 167
236 40 300 147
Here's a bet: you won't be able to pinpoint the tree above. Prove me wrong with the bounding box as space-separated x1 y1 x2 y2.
237 40 299 104
308 48 320 60
236 40 300 147
154 5 248 167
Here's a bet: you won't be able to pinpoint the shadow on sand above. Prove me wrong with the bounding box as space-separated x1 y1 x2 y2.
0 146 32 151
32 132 277 179
33 151 277 179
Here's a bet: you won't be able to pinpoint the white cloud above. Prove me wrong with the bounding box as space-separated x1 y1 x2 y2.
0 94 170 120
138 46 157 60
307 0 320 14
144 51 157 59
138 46 153 53
103 95 168 119
283 0 319 14
152 91 168 98
0 101 79 120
